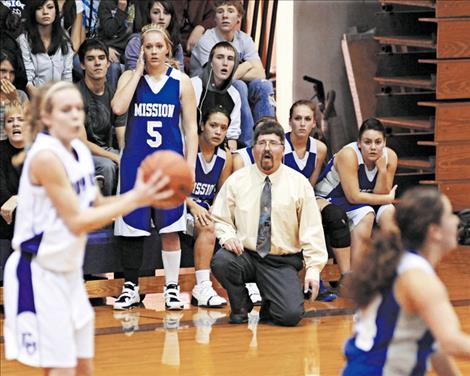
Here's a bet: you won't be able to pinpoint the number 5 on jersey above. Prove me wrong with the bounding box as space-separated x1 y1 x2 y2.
147 121 162 148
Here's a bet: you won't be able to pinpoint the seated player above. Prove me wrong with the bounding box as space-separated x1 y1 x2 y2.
316 118 398 268
187 106 232 307
285 100 351 297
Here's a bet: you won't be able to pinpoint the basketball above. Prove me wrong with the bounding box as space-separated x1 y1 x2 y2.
140 150 194 209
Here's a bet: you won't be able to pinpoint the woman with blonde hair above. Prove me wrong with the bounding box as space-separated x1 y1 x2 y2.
3 81 173 374
112 24 198 310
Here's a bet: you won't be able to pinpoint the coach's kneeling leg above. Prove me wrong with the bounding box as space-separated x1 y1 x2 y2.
211 249 254 322
257 261 304 327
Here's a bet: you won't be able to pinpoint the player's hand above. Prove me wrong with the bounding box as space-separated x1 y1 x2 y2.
304 277 320 302
133 167 173 207
0 79 19 102
375 154 387 173
192 206 213 227
135 48 145 76
387 184 398 203
0 195 18 225
223 238 244 256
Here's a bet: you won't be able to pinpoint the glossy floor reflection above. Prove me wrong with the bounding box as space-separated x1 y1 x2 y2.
1 246 470 375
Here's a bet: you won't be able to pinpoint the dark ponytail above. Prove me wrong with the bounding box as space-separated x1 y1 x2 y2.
348 232 403 308
348 186 444 308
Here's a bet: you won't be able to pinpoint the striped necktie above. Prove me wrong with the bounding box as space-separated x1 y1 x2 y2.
256 177 271 258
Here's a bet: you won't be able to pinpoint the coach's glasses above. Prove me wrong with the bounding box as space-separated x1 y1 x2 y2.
254 140 284 149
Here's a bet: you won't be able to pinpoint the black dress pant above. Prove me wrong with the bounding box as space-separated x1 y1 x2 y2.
211 248 304 326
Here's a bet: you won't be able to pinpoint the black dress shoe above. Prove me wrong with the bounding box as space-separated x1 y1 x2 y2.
259 302 273 323
229 312 249 324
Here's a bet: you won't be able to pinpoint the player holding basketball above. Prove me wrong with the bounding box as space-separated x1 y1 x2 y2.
111 24 198 310
187 106 232 307
3 81 173 374
343 187 470 375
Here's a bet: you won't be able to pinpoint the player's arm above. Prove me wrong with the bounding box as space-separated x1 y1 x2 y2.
232 152 245 171
430 351 462 376
396 270 470 358
180 73 199 174
30 150 173 235
310 140 327 186
373 147 397 194
217 149 233 190
336 148 396 205
111 49 145 115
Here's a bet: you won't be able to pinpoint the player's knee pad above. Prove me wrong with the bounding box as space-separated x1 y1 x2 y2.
322 204 351 248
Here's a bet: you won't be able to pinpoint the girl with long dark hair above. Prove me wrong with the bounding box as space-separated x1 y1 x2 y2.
316 118 398 267
17 0 73 97
125 0 184 71
343 187 470 375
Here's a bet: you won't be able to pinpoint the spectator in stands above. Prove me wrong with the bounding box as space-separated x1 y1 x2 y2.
96 0 132 89
0 3 26 89
126 0 184 72
211 120 328 326
1 0 27 17
0 50 29 141
77 38 125 196
190 0 275 147
191 41 241 151
187 106 232 308
58 0 85 52
0 101 26 240
17 0 73 97
173 0 216 56
315 118 398 268
81 0 100 37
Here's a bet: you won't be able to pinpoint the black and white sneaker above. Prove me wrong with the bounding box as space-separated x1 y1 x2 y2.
164 283 184 310
113 282 140 310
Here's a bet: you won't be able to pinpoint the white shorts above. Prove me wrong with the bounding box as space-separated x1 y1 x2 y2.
3 251 95 368
347 204 394 230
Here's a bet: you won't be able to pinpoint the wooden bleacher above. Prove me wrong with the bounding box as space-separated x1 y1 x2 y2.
374 0 470 210
0 230 341 304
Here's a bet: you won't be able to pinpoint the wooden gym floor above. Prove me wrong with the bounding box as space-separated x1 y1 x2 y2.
1 246 469 375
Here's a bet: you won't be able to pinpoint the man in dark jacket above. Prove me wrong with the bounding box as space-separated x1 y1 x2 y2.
191 41 241 150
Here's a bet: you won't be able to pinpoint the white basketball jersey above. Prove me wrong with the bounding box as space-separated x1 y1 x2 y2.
12 133 97 272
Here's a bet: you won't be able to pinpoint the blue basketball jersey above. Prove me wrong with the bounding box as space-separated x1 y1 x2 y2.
116 67 186 235
234 146 254 167
283 132 317 179
343 251 435 376
191 147 226 209
315 142 388 212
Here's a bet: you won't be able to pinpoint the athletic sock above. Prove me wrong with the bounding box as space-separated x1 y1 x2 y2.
162 249 181 286
195 269 211 285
